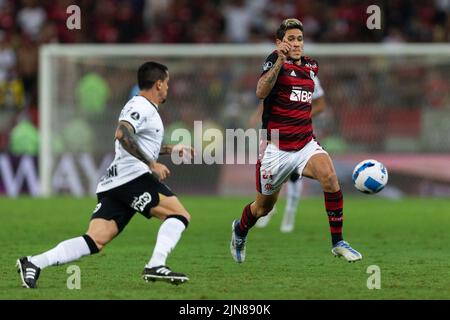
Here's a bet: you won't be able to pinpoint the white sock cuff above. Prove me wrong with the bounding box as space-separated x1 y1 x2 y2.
163 216 188 232
165 215 189 229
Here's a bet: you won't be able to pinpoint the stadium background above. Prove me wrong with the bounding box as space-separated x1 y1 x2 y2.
1 0 450 198
1 0 450 300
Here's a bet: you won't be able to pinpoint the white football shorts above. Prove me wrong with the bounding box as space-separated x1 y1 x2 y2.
256 139 328 195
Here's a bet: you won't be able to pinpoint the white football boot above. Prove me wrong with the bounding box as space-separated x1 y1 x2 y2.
331 240 362 262
230 220 247 263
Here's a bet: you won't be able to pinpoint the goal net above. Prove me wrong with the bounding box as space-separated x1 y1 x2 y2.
39 44 450 197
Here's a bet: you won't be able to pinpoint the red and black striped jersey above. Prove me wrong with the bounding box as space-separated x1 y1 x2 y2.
260 51 319 151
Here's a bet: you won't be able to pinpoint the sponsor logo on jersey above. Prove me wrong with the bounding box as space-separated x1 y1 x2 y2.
131 112 140 120
105 164 118 178
290 89 313 103
263 61 273 71
131 192 152 212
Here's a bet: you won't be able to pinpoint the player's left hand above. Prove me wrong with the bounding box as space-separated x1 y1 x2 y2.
172 144 196 162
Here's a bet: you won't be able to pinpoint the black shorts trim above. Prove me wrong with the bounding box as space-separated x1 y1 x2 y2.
91 173 175 233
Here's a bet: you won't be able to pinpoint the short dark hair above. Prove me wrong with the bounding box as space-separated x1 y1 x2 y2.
137 61 169 90
276 18 303 40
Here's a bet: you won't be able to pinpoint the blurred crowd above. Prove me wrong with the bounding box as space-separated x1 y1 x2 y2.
3 0 447 44
3 0 450 44
0 0 450 153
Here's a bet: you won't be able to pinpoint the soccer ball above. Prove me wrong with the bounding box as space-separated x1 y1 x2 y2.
352 159 388 194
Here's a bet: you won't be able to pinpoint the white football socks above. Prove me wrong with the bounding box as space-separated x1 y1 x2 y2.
285 179 303 214
281 179 304 232
146 217 186 268
30 236 92 269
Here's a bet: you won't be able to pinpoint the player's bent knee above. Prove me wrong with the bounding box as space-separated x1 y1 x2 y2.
86 218 118 249
85 234 106 251
85 230 115 252
93 239 107 251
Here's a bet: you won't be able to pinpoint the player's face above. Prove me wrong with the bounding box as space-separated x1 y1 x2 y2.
160 72 169 104
283 29 303 61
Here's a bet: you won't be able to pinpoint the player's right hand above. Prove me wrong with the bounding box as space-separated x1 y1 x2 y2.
277 41 291 60
149 162 170 181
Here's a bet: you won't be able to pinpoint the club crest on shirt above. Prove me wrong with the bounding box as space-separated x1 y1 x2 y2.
263 61 273 71
131 112 140 120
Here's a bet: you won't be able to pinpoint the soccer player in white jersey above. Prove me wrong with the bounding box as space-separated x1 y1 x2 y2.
17 62 194 288
252 75 326 232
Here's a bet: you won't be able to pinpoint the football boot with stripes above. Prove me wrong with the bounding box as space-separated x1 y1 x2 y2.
142 265 189 285
16 256 41 288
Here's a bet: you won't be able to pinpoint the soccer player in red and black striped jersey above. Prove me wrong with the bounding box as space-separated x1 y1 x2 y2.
230 18 362 263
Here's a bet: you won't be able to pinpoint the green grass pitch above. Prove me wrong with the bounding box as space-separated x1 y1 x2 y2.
1 196 449 299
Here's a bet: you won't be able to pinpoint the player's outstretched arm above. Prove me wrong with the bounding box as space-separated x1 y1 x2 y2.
115 120 170 181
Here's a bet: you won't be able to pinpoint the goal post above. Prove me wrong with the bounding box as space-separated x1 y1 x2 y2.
39 44 450 197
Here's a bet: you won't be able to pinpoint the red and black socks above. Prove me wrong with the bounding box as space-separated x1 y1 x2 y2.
324 190 344 246
235 202 257 237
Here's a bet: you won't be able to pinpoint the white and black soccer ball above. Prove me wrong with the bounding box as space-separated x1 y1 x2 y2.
352 159 388 194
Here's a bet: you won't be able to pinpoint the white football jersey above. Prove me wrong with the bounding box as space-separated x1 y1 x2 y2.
96 96 164 193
